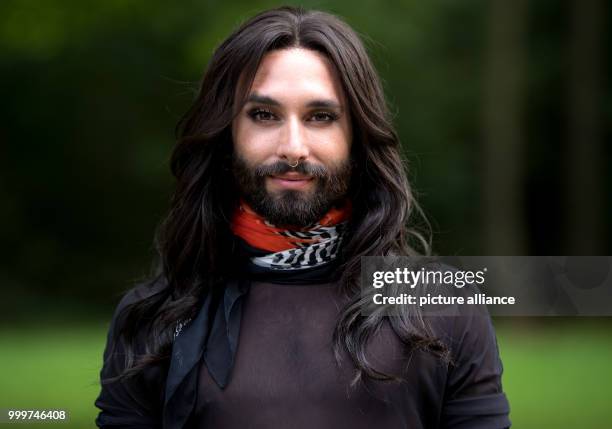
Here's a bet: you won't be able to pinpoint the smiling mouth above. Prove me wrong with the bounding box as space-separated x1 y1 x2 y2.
272 174 312 181
268 174 314 189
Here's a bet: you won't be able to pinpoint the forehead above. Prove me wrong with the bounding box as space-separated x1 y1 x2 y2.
247 48 346 103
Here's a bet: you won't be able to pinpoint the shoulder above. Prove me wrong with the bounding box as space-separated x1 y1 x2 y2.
118 274 168 308
428 300 499 362
109 275 169 329
411 262 498 356
101 274 171 378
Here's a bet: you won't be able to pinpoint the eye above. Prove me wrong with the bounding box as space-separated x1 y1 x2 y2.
248 108 277 122
309 111 339 122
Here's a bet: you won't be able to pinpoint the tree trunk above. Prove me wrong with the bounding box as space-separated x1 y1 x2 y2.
567 0 606 254
482 0 529 255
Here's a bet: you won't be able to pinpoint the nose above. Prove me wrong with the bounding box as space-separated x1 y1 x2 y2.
276 116 309 163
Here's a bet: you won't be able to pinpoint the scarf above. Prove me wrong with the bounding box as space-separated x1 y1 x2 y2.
231 199 351 270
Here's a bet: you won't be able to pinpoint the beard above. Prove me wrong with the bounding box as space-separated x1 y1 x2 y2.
232 154 352 228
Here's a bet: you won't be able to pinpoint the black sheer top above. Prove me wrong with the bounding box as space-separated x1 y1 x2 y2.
95 276 510 428
189 280 509 428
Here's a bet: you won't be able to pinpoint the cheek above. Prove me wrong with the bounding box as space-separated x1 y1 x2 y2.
311 123 352 161
233 118 276 161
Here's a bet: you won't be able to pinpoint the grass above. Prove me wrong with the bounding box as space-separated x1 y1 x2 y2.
496 319 612 428
0 319 610 428
0 323 108 428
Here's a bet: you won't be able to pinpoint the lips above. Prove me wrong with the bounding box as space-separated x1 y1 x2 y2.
272 173 312 181
268 173 314 190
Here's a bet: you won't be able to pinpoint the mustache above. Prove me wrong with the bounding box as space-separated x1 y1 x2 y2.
253 160 329 178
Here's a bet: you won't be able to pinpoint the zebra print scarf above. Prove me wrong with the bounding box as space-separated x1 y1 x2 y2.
231 199 351 270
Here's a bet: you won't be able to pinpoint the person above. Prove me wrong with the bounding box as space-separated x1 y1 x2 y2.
95 6 510 429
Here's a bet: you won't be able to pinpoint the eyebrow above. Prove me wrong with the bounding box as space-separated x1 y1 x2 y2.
246 92 343 110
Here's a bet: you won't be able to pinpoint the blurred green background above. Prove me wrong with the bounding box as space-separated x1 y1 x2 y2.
1 0 610 427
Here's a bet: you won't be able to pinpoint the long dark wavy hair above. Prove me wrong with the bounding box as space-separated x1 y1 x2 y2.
112 6 447 385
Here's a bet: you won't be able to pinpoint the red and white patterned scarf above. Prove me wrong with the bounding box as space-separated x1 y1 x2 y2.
231 199 352 270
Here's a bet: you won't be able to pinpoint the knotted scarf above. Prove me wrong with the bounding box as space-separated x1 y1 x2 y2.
231 199 351 270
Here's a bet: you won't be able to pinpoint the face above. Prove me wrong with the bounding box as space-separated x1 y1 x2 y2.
232 48 353 227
